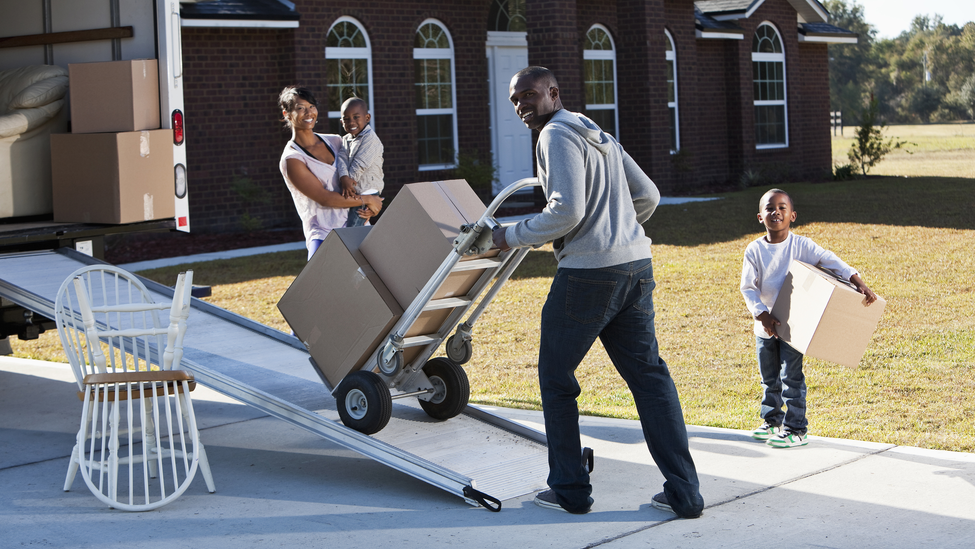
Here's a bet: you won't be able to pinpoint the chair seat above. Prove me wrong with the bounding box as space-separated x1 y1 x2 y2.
77 371 198 402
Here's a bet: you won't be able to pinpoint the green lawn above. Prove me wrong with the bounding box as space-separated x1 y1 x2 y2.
13 126 975 452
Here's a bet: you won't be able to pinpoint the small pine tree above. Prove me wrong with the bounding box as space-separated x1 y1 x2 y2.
847 94 905 176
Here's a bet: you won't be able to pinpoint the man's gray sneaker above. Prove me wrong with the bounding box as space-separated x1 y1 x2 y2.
651 491 702 518
534 489 591 514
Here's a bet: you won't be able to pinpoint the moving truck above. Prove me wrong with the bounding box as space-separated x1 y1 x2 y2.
0 0 187 352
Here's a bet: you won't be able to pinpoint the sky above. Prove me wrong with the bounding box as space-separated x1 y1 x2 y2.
846 0 973 39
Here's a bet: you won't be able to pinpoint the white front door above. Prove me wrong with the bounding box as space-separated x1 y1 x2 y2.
487 32 533 196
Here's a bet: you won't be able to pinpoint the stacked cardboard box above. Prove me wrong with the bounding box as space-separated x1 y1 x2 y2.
278 180 497 389
51 59 172 224
770 260 886 367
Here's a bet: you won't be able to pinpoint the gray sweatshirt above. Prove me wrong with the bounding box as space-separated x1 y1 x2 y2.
505 109 660 269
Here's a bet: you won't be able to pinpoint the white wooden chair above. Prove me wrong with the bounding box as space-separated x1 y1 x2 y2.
54 265 215 511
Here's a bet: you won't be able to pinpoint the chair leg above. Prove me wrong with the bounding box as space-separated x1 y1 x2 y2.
64 443 80 491
107 403 121 508
178 392 216 493
196 443 216 493
142 397 158 479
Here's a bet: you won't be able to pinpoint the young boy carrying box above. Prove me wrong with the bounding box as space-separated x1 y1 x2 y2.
336 97 384 227
740 188 879 448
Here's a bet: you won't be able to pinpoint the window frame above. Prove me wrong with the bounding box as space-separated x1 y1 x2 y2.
752 22 788 150
665 29 679 153
488 0 527 32
582 24 620 139
414 19 459 171
324 17 375 134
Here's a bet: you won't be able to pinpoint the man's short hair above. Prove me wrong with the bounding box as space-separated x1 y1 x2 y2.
513 66 559 89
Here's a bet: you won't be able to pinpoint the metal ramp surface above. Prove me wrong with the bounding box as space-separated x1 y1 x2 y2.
0 249 548 509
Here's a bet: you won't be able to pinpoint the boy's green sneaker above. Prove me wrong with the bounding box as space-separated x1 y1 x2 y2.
767 429 808 448
751 421 781 441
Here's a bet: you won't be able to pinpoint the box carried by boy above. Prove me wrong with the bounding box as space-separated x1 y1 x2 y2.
771 259 886 368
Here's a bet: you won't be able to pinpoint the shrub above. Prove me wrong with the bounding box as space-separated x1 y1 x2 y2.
833 163 859 181
848 94 908 176
231 169 270 231
452 149 498 198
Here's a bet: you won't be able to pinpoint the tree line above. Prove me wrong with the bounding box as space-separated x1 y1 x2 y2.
826 0 975 124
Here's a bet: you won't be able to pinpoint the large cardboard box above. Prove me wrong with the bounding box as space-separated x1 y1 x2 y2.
279 225 483 389
68 59 160 134
771 260 886 367
359 180 492 310
278 227 403 389
51 130 175 224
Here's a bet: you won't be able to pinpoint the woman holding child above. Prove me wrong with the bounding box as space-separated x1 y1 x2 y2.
278 86 383 259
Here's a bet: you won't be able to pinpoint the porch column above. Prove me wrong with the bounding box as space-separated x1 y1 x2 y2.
616 0 668 184
525 0 583 112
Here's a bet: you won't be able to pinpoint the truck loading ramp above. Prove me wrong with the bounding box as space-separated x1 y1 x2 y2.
0 248 549 510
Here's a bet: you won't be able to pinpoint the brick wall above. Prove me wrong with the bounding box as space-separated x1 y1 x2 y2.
726 1 832 185
180 0 835 232
181 27 298 232
798 42 832 179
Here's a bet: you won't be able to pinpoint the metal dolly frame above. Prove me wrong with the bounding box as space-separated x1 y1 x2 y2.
329 178 541 436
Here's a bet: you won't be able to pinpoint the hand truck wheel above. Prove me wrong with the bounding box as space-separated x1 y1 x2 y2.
335 370 392 434
418 357 470 420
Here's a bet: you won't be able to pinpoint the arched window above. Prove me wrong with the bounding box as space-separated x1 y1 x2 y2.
665 29 679 152
752 23 787 148
488 0 526 32
325 18 373 134
583 25 618 137
414 20 458 169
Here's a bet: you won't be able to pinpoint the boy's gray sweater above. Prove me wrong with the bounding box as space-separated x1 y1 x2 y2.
505 109 660 269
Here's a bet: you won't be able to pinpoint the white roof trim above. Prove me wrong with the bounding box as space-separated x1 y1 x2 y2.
707 0 764 21
788 0 829 24
799 34 857 44
745 0 765 19
696 29 745 40
181 19 299 28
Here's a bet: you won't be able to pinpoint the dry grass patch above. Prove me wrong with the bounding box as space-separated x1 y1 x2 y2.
832 123 975 178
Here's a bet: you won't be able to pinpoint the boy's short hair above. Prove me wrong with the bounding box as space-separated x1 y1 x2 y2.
760 188 793 208
341 97 369 113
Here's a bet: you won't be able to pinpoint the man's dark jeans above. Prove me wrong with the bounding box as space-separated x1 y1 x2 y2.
538 258 704 517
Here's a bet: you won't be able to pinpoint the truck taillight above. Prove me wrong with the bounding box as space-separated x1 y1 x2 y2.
175 164 187 198
172 109 184 145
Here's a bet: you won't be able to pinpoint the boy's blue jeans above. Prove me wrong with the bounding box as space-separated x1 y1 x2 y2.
756 336 807 433
538 259 703 517
345 207 367 227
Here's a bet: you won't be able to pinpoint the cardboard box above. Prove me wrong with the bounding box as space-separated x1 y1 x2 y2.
51 130 175 224
278 225 482 389
277 227 403 389
68 59 160 134
359 180 493 310
771 260 886 367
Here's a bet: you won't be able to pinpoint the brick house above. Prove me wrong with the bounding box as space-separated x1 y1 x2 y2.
179 0 855 232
